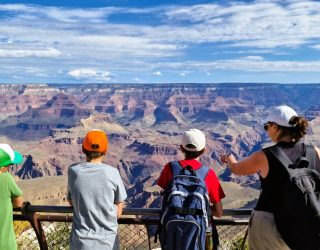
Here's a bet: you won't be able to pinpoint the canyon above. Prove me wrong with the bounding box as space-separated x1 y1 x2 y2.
1 83 320 208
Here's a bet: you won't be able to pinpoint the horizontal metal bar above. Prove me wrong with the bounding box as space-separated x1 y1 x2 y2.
25 205 73 213
37 214 73 222
223 209 252 216
13 214 26 221
16 205 252 217
17 214 249 226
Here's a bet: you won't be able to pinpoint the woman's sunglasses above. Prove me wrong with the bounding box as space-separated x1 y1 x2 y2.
263 122 272 131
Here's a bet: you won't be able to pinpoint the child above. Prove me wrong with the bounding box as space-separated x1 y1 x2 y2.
0 143 24 250
157 129 225 249
67 129 127 250
158 128 225 217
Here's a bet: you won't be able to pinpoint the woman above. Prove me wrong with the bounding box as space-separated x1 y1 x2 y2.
220 105 320 250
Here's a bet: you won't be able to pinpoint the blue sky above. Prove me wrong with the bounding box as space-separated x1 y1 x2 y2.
1 0 320 84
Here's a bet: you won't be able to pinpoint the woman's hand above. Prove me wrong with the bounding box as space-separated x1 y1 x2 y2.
220 154 237 166
220 154 228 165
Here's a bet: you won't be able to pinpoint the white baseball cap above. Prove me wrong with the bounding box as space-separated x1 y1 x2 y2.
262 105 298 127
181 129 206 152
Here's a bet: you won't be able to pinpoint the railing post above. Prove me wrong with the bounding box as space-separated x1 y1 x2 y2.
145 225 152 250
21 202 48 250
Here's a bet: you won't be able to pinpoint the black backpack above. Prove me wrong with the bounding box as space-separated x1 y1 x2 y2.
266 144 320 250
158 161 212 250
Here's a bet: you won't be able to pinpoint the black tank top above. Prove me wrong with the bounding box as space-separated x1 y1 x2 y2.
255 142 320 212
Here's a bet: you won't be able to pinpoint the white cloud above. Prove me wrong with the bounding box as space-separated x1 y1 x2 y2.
231 39 307 48
161 1 320 47
0 2 320 82
162 58 320 72
179 73 186 76
312 44 320 50
243 56 264 61
0 48 61 57
0 4 113 23
68 68 112 81
153 71 162 76
77 35 182 57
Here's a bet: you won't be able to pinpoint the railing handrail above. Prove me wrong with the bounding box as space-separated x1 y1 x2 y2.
14 204 252 217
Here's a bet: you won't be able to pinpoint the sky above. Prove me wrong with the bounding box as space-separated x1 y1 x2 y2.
0 0 320 84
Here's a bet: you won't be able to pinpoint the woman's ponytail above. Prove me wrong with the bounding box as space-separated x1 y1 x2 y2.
288 116 308 142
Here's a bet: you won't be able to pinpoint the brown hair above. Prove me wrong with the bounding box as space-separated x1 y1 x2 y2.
180 145 205 159
82 147 105 161
277 116 308 143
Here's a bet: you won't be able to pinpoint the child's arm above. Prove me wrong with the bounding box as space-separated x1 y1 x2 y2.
67 190 73 206
68 199 73 206
12 196 23 208
114 169 127 219
9 174 23 208
220 151 268 177
211 201 223 218
116 202 124 219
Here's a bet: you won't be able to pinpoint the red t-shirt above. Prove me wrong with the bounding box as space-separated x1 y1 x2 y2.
157 159 225 204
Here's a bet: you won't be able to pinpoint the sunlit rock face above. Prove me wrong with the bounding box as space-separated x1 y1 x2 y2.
0 84 59 120
2 83 320 208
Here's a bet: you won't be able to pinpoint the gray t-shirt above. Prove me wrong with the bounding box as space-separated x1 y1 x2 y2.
67 162 127 250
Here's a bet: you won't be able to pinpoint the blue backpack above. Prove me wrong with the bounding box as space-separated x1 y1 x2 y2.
159 161 211 250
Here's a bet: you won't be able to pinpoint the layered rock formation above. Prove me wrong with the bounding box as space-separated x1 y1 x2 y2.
0 84 59 120
1 83 320 208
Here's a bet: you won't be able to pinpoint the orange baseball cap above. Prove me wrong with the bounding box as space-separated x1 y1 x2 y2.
82 129 108 153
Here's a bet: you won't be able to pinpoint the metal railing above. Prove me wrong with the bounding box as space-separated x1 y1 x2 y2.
13 203 251 250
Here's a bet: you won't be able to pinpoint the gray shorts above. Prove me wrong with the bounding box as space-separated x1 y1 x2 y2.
248 210 291 250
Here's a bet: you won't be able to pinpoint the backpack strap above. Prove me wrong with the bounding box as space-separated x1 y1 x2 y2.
194 165 210 181
170 161 183 177
305 144 317 170
194 165 211 228
265 145 293 173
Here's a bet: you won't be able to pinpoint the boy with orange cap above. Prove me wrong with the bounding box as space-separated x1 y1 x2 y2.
0 143 24 250
67 130 127 250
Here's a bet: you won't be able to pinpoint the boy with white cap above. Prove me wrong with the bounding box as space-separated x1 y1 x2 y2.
157 129 225 250
67 130 127 250
0 144 24 250
158 129 225 217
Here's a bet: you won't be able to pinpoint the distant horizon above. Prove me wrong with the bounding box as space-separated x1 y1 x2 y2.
1 1 320 83
2 82 320 85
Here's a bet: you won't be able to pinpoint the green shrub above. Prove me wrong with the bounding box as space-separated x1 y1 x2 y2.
231 235 249 250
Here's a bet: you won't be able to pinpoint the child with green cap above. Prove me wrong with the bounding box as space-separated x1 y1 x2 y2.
0 143 24 250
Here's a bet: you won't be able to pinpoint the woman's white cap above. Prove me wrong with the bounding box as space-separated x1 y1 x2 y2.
263 105 298 127
181 129 206 152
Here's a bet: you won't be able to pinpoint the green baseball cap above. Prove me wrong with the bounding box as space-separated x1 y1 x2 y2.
0 143 23 168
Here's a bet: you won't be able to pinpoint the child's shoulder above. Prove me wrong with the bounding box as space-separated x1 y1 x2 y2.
100 164 118 172
69 162 80 168
0 172 14 182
